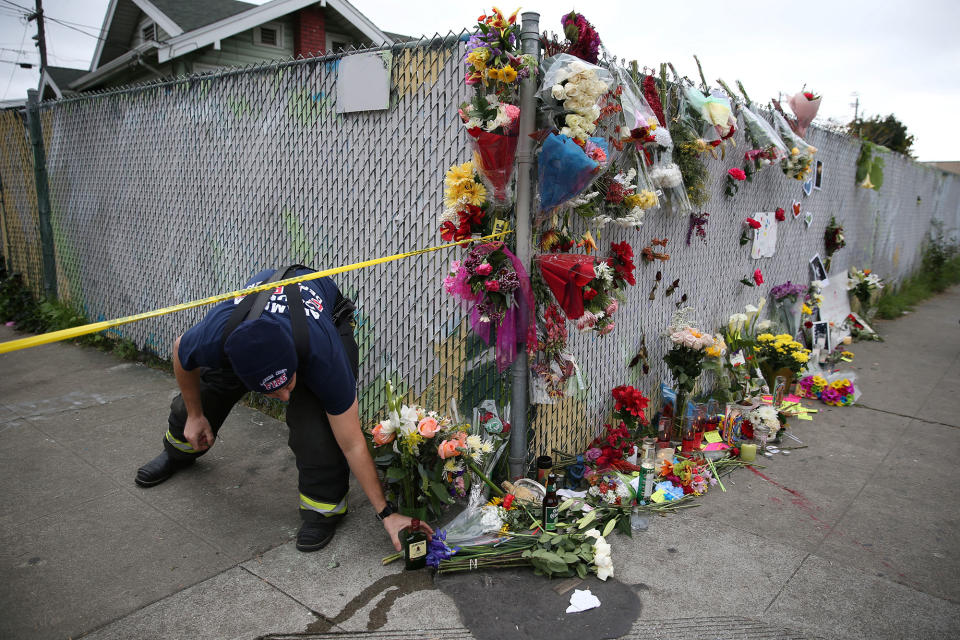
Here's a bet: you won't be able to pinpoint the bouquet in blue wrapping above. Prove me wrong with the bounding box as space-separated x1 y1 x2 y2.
539 133 609 212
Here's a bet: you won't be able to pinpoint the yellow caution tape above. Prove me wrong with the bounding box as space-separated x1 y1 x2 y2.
0 231 513 355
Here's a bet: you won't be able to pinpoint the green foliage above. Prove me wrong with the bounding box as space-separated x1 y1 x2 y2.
670 122 710 207
877 224 960 319
522 531 595 579
855 141 886 190
849 114 915 157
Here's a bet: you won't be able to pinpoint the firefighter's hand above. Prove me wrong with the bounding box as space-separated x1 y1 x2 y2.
383 514 433 552
184 415 214 452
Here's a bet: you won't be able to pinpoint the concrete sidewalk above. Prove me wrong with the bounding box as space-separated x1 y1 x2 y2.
1 288 958 640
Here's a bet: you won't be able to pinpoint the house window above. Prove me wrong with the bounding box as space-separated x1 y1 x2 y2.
255 23 284 49
141 22 156 42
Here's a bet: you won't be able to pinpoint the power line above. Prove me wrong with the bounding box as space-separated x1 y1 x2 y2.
2 19 29 100
0 0 31 13
45 15 107 43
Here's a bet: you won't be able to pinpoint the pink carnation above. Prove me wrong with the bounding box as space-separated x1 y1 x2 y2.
476 262 493 276
485 280 500 292
728 167 747 181
605 299 619 315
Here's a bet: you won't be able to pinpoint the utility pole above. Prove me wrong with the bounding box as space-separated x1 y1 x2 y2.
28 0 47 77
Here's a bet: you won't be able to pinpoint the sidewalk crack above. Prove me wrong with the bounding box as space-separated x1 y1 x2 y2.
853 404 959 430
764 552 810 614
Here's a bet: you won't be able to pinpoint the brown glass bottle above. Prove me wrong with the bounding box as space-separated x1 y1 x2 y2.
402 519 428 570
542 473 559 532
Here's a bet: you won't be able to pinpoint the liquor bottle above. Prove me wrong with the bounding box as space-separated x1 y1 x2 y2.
542 473 559 532
402 519 428 570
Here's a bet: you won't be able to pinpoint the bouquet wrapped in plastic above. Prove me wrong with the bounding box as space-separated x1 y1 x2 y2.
444 241 534 372
682 85 737 147
787 90 821 138
740 106 789 174
569 160 660 229
773 110 817 181
538 133 610 211
798 372 859 406
536 54 616 211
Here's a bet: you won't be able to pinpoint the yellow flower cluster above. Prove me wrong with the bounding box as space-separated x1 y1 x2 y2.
758 333 811 364
487 65 518 83
444 161 487 210
625 189 659 210
830 379 852 390
466 48 490 71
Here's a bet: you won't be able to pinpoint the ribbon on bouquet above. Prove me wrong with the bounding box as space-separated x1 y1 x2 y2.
0 231 514 355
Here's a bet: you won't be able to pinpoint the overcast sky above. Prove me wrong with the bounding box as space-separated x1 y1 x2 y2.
1 0 957 160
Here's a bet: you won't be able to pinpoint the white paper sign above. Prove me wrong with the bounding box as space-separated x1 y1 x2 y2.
336 51 392 113
751 212 777 259
818 274 852 344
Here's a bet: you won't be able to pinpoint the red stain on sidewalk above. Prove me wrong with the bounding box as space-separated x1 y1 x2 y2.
747 466 831 531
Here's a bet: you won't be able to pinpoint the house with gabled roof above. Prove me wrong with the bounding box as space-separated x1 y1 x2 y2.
39 0 395 99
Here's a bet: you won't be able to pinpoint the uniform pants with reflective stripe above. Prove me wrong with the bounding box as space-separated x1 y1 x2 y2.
163 316 360 515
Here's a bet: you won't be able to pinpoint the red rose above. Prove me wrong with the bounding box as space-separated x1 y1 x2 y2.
775 207 785 222
583 287 598 301
485 280 500 292
745 217 762 229
803 92 815 100
728 167 747 181
805 321 813 329
753 269 764 285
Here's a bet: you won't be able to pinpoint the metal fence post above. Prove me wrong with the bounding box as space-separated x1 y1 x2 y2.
508 12 540 480
25 89 57 298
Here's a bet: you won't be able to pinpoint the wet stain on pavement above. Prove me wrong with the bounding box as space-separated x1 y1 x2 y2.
304 570 435 632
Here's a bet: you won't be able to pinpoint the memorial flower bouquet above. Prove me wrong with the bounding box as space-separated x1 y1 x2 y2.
848 267 883 316
368 382 458 520
772 110 817 181
787 89 822 137
570 165 659 229
576 241 637 336
529 303 578 403
438 160 489 241
824 216 846 271
755 333 810 391
537 54 615 210
462 7 536 204
444 241 534 371
663 308 716 421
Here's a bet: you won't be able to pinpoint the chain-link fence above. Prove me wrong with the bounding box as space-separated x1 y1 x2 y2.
1 34 959 465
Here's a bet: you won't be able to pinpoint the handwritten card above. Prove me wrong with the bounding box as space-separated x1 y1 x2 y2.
704 431 723 444
751 212 777 259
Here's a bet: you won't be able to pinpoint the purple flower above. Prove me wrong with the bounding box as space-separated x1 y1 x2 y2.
585 447 602 462
426 529 459 568
770 281 808 302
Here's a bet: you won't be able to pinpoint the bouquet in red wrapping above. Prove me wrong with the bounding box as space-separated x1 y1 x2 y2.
461 8 536 205
459 95 521 204
536 242 636 336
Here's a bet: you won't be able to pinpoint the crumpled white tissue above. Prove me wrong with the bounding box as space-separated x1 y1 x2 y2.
565 588 601 613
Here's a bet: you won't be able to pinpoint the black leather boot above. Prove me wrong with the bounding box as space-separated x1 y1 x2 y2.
134 450 195 487
296 510 341 552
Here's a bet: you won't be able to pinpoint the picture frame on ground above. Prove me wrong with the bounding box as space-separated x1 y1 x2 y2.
814 160 824 190
810 253 828 284
811 320 830 351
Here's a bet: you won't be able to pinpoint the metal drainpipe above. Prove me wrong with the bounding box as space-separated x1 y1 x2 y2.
508 12 540 480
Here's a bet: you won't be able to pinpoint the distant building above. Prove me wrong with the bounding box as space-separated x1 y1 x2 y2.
39 0 394 100
926 162 960 177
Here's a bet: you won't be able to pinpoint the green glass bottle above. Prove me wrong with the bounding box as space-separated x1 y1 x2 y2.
542 473 559 532
402 519 428 570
